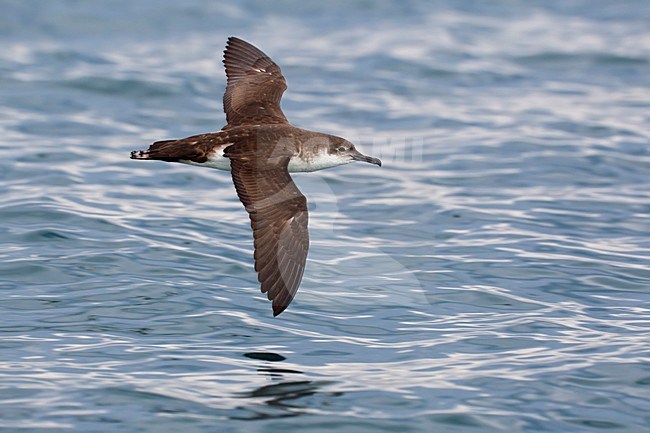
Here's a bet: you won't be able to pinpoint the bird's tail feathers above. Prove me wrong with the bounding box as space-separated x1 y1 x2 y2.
130 140 182 162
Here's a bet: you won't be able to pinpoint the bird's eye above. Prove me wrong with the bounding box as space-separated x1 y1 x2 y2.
337 146 347 152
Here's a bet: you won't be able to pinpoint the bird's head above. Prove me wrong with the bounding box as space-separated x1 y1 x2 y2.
328 136 382 167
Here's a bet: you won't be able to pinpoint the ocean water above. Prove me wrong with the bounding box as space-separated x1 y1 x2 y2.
1 1 649 431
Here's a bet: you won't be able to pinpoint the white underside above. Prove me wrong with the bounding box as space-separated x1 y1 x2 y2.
182 154 232 171
180 148 351 173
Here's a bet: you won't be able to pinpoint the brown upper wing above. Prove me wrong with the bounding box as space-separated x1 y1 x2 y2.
222 37 289 128
225 139 308 316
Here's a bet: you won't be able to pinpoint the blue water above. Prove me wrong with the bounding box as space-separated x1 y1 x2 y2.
1 1 649 431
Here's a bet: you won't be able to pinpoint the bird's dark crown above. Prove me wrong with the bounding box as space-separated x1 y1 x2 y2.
327 135 356 155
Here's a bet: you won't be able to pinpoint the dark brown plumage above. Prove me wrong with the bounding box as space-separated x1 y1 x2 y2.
223 37 289 127
226 140 308 316
131 37 381 316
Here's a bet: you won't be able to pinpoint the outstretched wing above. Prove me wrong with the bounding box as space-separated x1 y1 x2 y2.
225 140 308 316
222 37 289 128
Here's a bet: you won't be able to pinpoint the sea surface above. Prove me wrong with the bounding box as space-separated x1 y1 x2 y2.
1 1 649 432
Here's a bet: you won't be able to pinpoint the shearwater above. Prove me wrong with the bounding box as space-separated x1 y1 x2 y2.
131 37 381 316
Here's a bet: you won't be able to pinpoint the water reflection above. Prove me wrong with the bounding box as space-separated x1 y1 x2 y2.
234 353 339 420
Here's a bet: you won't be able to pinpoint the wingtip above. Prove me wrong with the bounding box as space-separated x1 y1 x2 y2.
224 36 246 62
272 304 288 317
225 36 245 48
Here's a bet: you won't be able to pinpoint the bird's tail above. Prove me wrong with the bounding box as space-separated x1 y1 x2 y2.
130 140 179 162
130 149 152 159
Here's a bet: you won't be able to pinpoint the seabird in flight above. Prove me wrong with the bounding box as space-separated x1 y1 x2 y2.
131 37 381 316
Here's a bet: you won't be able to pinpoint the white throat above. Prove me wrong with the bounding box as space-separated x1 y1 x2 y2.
288 151 351 172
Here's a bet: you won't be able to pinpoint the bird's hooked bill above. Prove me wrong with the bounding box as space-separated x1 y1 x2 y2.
351 150 382 167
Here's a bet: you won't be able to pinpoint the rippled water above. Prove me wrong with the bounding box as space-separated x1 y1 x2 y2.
2 1 649 431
